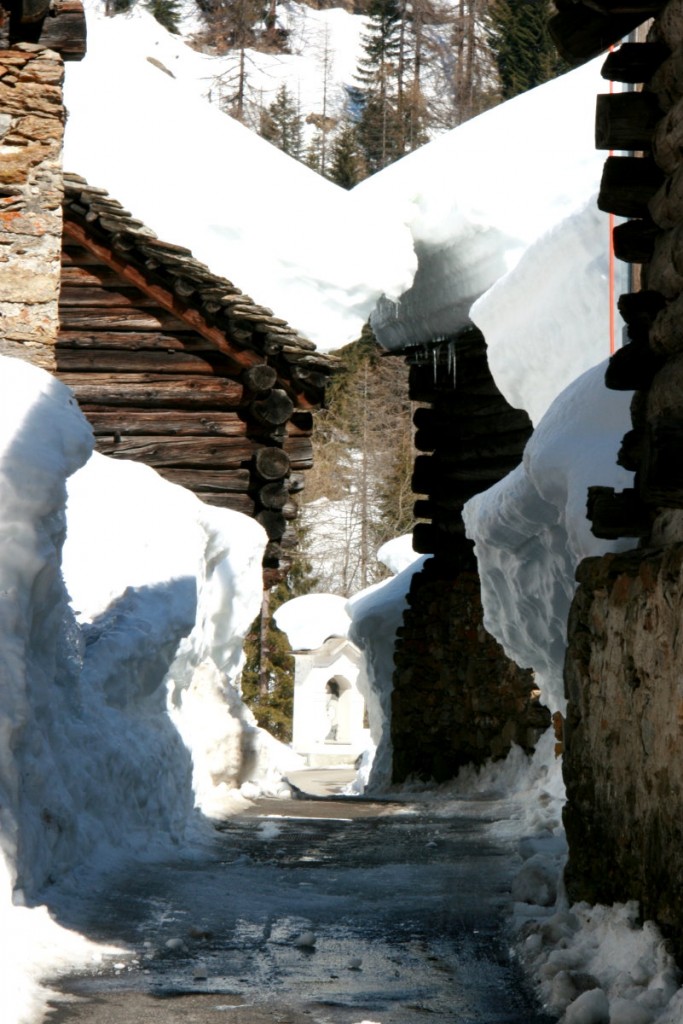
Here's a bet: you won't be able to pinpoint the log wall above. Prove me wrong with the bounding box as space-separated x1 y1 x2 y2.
391 327 549 782
56 240 314 582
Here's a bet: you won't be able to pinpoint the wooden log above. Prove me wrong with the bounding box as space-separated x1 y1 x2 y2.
586 486 650 538
650 45 683 110
283 436 313 469
194 492 256 516
646 222 683 296
94 435 258 468
414 425 531 459
160 468 252 493
83 409 250 437
59 285 160 308
598 156 664 218
250 389 295 427
412 404 528 434
652 95 683 174
0 0 86 58
604 341 664 389
601 42 670 84
256 509 287 540
242 363 278 393
59 373 244 409
649 289 683 352
412 521 466 554
549 8 655 64
60 265 127 288
595 91 662 151
411 455 506 497
258 481 289 510
618 288 668 325
55 348 229 376
59 307 191 333
612 218 659 262
253 446 290 481
58 330 213 353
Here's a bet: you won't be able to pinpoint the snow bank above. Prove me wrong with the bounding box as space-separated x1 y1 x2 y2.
63 4 415 350
355 58 606 352
0 354 288 1021
471 198 623 426
347 556 426 790
463 362 634 714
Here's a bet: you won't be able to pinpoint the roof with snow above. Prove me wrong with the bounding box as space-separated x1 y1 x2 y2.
62 174 337 407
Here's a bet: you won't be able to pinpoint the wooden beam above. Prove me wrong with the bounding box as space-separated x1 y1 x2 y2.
94 435 258 468
549 8 656 64
601 42 670 84
63 220 261 372
595 91 662 151
83 409 249 436
59 372 244 409
598 156 664 217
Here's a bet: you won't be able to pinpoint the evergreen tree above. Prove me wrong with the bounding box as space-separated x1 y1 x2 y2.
485 0 566 100
145 0 181 33
354 0 405 173
259 84 304 160
328 123 367 189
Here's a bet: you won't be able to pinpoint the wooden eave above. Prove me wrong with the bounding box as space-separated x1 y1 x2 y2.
550 0 666 63
62 174 337 411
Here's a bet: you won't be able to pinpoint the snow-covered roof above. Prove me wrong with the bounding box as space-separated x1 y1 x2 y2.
274 593 351 650
63 5 415 351
62 173 337 407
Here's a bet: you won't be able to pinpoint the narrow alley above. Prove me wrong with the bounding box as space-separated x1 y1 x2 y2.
44 774 554 1024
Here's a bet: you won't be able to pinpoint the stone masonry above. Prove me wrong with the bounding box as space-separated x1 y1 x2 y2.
564 542 683 959
392 557 551 783
0 44 65 369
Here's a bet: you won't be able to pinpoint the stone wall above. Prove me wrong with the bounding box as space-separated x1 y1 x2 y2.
563 542 683 958
0 44 64 369
392 557 550 783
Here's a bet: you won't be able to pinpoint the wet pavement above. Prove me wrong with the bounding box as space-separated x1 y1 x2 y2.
44 777 554 1024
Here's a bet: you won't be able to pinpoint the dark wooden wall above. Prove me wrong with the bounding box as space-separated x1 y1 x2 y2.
57 240 313 580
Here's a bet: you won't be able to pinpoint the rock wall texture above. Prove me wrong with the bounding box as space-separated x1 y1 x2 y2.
563 543 683 957
0 44 64 369
392 557 550 783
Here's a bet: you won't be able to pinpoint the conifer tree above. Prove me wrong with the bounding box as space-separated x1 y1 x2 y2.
328 123 367 188
259 84 304 160
145 0 181 33
485 0 566 100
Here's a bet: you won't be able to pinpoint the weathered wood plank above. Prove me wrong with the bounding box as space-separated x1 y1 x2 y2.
283 436 313 469
55 348 229 376
595 91 662 151
59 307 193 332
61 265 128 288
59 284 161 308
60 373 244 408
94 435 257 468
83 410 249 437
156 468 252 493
194 492 256 515
58 330 210 352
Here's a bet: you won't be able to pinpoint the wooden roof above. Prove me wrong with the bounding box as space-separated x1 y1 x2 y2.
62 174 337 410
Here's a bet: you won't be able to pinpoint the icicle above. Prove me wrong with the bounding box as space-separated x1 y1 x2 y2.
432 343 438 383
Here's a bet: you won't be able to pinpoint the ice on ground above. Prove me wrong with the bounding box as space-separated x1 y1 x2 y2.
463 362 635 714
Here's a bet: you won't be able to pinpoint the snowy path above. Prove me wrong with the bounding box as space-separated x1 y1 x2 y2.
43 792 553 1024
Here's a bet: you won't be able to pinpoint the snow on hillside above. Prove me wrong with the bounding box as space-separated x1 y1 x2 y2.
63 3 415 350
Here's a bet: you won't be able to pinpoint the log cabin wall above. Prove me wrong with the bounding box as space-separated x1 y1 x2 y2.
58 176 335 584
549 0 683 959
391 327 550 783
